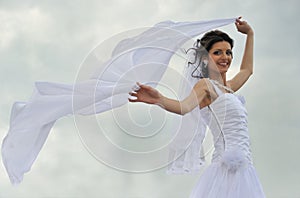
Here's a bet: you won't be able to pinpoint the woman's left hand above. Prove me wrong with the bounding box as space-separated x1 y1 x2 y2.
235 17 254 35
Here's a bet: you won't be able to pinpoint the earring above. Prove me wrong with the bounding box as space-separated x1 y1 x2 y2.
202 60 208 68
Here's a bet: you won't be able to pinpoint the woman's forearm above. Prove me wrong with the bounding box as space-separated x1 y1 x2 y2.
158 87 206 115
240 31 254 74
227 19 254 91
157 97 185 115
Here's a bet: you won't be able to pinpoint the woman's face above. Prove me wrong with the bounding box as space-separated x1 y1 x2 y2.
207 41 233 75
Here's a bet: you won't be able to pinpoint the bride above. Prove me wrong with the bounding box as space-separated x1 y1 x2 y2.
129 17 265 198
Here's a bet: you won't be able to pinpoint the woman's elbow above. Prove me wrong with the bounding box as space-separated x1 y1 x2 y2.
249 69 253 75
180 104 195 116
245 67 253 76
180 110 187 116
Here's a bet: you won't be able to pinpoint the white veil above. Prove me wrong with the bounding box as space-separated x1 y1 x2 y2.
1 18 236 184
167 42 209 174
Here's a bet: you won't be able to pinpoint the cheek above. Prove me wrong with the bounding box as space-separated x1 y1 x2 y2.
229 57 233 65
208 56 218 65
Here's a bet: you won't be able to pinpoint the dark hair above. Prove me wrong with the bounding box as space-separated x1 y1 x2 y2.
188 30 234 78
200 30 234 52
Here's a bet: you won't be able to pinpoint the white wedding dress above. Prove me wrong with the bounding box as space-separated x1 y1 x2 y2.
189 80 265 198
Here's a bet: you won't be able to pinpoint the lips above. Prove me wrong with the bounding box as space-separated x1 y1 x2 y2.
218 62 229 67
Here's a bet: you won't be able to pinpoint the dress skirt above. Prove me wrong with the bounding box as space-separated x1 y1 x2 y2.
189 163 265 198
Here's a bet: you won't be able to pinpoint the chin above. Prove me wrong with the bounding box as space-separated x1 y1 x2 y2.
218 67 229 73
216 69 228 74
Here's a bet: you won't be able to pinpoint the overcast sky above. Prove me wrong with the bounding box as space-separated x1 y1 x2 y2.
0 0 299 197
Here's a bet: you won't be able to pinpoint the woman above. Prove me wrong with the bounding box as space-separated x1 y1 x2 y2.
129 18 265 197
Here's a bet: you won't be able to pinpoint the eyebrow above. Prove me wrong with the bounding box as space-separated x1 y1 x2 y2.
212 48 232 51
211 49 232 52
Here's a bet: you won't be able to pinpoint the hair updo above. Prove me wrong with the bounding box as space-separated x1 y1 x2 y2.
200 30 234 52
188 30 234 78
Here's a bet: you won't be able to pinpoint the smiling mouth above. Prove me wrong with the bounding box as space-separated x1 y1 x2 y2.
218 63 228 67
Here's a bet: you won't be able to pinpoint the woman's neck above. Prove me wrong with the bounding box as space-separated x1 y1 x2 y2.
209 72 227 85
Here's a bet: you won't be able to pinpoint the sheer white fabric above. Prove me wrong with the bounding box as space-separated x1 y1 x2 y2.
166 48 207 174
1 18 236 184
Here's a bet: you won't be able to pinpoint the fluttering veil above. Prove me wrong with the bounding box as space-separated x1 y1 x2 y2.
166 43 209 174
1 18 236 184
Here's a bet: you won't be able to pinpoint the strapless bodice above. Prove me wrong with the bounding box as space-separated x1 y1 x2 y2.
201 93 252 166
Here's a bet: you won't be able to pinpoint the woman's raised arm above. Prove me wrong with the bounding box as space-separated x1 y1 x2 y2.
227 17 254 91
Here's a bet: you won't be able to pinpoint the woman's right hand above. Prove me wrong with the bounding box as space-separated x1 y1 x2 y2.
128 82 163 105
235 17 253 35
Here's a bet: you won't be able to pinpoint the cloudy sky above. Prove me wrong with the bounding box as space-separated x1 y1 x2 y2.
0 0 299 197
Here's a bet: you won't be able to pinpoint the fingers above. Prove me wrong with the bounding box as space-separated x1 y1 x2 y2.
235 17 248 26
128 82 153 103
132 83 140 91
235 16 245 25
129 90 138 97
129 83 141 102
128 90 138 102
235 16 243 22
132 82 151 91
137 82 152 90
235 19 243 26
128 96 138 102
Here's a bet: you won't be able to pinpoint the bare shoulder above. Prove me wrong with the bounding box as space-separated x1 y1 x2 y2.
194 78 217 94
194 78 210 90
193 78 217 103
194 78 217 108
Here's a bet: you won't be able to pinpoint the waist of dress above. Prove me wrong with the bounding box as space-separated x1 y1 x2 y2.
212 126 252 163
212 137 253 165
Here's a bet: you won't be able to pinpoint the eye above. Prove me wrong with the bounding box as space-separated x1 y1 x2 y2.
212 49 233 56
213 50 222 55
226 50 233 56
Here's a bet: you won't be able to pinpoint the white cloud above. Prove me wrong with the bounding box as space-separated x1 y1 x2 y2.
0 7 54 48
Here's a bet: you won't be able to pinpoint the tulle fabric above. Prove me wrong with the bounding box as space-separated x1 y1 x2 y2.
189 163 265 198
166 48 208 174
